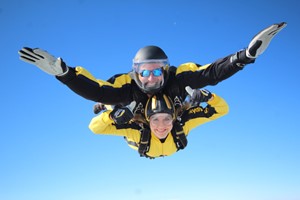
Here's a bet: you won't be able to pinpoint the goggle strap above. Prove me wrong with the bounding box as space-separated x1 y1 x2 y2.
133 58 169 65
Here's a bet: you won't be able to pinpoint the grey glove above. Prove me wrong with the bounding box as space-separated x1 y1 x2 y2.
231 22 287 66
109 101 136 124
18 47 68 76
185 86 212 107
246 22 287 59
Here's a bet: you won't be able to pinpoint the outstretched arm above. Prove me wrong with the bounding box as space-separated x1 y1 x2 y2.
176 22 287 88
18 47 134 104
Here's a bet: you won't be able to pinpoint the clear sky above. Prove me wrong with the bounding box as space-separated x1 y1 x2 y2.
1 0 300 200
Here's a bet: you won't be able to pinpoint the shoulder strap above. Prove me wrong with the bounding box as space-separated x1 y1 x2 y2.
123 128 154 159
171 121 188 150
138 128 151 156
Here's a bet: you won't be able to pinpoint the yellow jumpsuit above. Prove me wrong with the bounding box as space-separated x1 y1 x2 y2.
89 94 229 158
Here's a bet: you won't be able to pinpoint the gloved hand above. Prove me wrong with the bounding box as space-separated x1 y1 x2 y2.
246 22 287 59
18 47 68 76
93 103 107 114
185 86 212 107
231 22 287 66
110 101 136 124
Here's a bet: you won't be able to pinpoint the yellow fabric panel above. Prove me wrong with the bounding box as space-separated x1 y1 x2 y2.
146 132 178 157
183 94 229 134
75 66 98 81
108 74 133 88
75 66 132 88
176 62 211 75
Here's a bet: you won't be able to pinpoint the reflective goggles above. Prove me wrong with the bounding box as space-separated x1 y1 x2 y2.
139 67 163 77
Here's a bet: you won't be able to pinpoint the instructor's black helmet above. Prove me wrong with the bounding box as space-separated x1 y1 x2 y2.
130 45 170 94
133 45 168 62
145 93 175 122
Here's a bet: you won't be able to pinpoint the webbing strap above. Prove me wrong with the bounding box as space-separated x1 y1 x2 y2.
171 122 188 150
138 128 151 157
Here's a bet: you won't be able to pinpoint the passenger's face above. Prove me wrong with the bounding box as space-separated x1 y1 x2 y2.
149 113 173 139
138 63 164 90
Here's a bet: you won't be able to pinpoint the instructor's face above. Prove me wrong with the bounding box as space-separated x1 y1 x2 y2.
138 63 164 90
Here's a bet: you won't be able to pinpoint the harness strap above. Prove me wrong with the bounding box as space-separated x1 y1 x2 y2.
138 128 154 158
171 121 188 150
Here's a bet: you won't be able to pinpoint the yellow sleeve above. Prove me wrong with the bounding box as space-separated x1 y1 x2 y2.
182 94 229 134
88 111 141 142
206 94 230 119
75 66 132 87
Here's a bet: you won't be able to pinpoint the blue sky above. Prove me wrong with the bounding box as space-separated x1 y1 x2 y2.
1 0 300 200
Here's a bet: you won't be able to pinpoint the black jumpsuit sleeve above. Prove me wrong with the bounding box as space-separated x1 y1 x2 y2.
176 54 243 89
56 67 134 104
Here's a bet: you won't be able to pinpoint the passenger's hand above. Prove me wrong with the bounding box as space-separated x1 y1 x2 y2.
93 103 107 114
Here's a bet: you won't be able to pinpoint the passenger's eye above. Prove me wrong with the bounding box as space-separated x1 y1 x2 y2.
163 117 173 125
